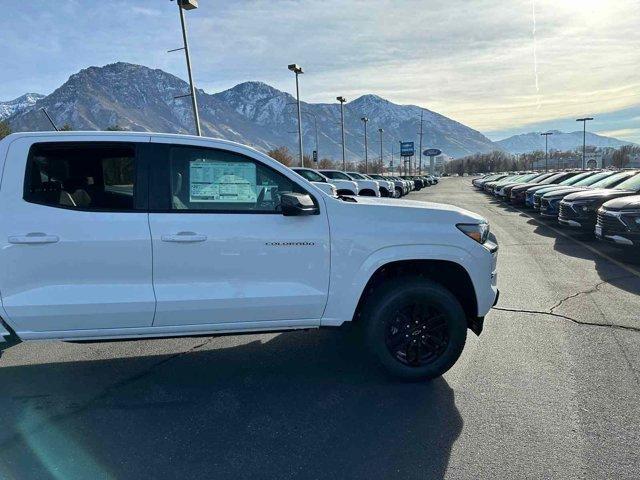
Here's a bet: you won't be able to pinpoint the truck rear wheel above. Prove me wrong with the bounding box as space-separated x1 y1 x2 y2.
361 278 467 381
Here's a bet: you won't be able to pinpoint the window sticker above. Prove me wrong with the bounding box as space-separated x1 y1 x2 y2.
189 160 257 203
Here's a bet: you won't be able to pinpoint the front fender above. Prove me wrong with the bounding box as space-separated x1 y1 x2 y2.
321 244 483 326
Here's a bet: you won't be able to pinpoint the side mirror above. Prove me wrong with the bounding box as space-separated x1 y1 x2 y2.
280 192 319 216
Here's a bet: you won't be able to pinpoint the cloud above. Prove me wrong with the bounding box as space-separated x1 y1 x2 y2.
1 0 638 139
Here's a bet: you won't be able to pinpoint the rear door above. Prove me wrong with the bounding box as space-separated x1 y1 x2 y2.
0 136 155 337
147 139 331 329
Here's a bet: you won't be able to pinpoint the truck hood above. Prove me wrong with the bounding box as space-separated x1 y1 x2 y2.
349 196 486 223
601 195 640 211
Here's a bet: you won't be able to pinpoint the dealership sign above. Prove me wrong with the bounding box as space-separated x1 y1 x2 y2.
423 148 442 157
400 142 415 157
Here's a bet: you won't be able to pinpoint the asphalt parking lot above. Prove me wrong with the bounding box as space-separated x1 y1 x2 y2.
0 177 638 480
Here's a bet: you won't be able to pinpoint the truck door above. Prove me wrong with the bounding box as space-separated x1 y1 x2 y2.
147 140 331 328
0 137 155 337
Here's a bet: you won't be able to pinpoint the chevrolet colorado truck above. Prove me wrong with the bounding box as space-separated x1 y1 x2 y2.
0 132 498 381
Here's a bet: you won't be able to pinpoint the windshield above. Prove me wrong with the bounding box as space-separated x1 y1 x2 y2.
294 169 325 183
540 173 570 185
320 170 351 181
571 171 613 186
558 171 594 185
347 172 365 179
590 171 636 188
614 173 640 191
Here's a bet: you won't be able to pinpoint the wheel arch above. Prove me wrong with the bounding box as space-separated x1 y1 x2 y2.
352 260 478 328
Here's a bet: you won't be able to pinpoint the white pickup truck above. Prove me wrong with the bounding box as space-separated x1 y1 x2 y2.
0 132 498 380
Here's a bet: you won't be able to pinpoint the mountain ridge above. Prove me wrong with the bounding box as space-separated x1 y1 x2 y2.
5 62 633 159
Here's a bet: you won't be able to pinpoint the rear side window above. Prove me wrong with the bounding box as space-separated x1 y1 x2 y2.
24 143 138 211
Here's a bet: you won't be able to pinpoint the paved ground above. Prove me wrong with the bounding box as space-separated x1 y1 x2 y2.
0 177 638 479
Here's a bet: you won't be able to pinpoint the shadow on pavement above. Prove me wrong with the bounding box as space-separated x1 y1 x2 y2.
0 329 463 480
526 217 640 296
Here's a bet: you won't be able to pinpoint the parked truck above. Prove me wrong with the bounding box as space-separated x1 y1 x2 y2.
0 132 499 380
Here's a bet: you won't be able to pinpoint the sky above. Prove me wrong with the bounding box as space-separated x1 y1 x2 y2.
1 0 638 142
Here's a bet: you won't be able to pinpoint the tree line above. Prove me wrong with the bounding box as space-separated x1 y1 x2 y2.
267 146 386 173
444 145 640 175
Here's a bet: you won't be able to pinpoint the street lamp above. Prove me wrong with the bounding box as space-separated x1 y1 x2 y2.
378 128 384 172
337 96 347 170
288 64 304 166
540 132 553 172
361 117 369 173
170 0 201 136
576 117 594 169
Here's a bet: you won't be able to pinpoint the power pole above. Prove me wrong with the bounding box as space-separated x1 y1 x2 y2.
361 117 369 173
541 131 553 172
337 96 347 170
378 128 384 172
576 117 594 169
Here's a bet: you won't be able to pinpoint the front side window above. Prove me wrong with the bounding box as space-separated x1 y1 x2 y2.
169 146 305 212
24 143 137 211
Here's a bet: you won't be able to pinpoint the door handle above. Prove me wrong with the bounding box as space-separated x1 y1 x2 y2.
161 232 207 243
9 233 60 244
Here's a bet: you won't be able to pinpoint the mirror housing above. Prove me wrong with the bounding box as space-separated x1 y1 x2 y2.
280 192 319 216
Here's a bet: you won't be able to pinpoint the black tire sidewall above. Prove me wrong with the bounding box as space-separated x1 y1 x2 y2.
363 279 467 381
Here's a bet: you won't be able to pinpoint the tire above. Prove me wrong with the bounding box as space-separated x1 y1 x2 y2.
361 278 467 381
395 187 403 197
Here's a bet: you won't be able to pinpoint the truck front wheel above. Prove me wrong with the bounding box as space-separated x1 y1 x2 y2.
362 278 467 381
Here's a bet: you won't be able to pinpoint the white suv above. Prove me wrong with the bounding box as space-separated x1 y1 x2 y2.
0 132 498 381
292 167 357 196
320 170 381 197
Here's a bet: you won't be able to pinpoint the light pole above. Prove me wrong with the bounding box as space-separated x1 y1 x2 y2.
418 110 424 175
170 0 201 136
576 117 594 169
361 117 369 173
378 128 384 172
540 132 553 172
288 64 304 166
337 96 347 171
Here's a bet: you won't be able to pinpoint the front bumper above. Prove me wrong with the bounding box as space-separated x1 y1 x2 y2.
596 211 640 247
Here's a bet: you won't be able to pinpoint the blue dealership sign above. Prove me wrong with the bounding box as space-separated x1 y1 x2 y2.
400 142 415 157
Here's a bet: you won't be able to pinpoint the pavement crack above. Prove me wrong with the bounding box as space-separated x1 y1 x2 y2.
492 306 640 333
548 275 635 315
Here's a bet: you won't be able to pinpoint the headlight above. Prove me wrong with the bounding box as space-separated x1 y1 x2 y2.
620 210 640 231
457 223 490 244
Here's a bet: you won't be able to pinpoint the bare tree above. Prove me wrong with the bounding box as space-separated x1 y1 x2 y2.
0 120 11 140
267 146 295 167
612 145 640 169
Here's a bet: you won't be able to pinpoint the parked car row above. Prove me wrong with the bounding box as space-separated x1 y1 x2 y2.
473 170 640 248
292 167 438 198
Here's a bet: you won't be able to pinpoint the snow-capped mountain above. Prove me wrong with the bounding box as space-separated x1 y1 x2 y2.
0 93 44 121
496 130 633 154
7 62 497 159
